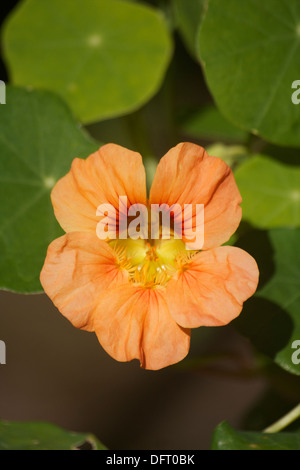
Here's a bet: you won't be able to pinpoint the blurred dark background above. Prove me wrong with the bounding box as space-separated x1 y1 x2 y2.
0 0 275 450
1 291 266 449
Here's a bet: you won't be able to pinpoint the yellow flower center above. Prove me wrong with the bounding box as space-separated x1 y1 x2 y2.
110 236 193 288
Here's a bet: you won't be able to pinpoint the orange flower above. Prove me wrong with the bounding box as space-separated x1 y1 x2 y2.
40 143 259 370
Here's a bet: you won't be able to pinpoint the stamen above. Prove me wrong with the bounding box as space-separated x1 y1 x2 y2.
133 265 169 288
175 250 196 271
113 243 135 273
145 245 159 262
109 238 195 288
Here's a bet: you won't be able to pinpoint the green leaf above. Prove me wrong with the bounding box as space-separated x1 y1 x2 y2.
180 105 249 143
0 420 106 450
173 0 208 58
206 143 249 169
198 0 300 147
2 0 172 124
235 155 300 229
235 228 300 376
211 421 300 450
0 86 99 293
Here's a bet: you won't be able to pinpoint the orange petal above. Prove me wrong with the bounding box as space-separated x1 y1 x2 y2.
40 232 128 331
51 143 147 233
166 246 259 328
93 285 191 370
149 142 242 249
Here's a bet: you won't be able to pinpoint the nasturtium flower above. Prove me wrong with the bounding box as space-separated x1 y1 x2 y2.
40 143 259 370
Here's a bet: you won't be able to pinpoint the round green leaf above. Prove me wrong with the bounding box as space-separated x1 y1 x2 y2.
235 228 300 376
198 0 300 147
173 0 208 58
0 420 106 450
2 0 172 124
180 105 249 143
211 421 300 450
235 155 300 229
0 86 99 293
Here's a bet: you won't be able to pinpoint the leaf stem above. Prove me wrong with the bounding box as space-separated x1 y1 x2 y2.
263 403 300 434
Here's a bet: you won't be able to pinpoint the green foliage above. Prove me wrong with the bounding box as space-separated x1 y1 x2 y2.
235 155 300 228
180 105 248 143
211 421 300 450
235 228 300 376
1 0 300 451
199 0 300 146
0 86 98 293
173 0 208 58
207 143 249 169
0 420 106 450
2 0 172 124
